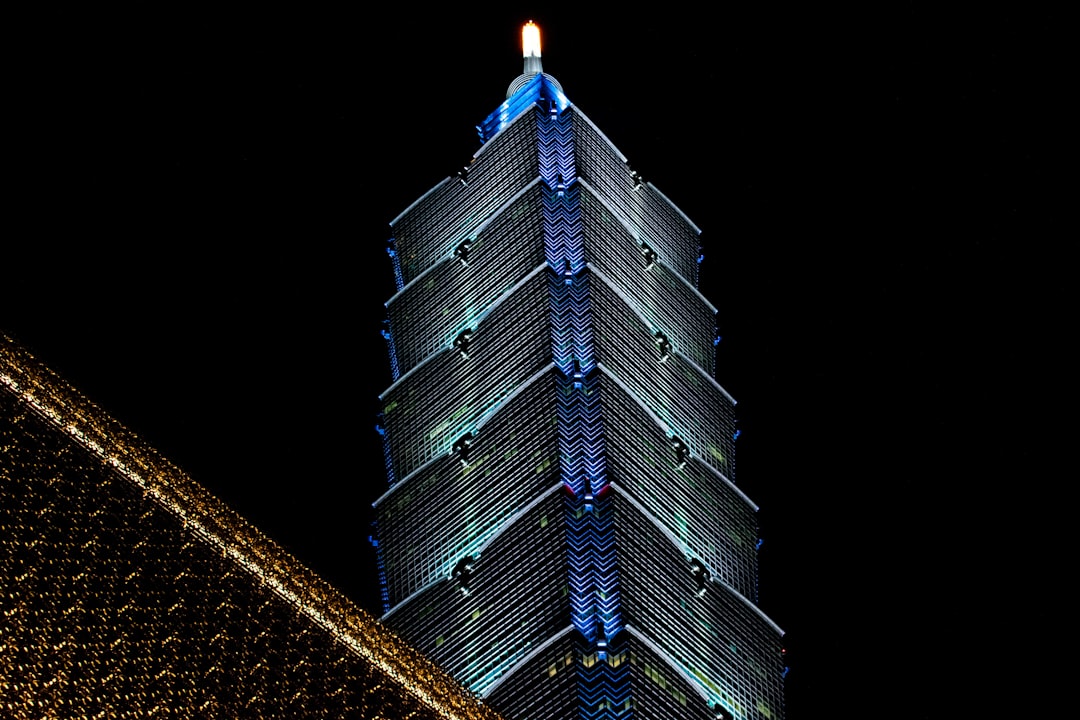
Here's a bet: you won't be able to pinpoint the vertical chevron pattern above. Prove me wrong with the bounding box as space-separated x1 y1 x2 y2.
540 110 583 280
539 99 630 716
544 186 586 281
538 108 577 206
558 373 618 636
576 638 634 720
548 272 592 378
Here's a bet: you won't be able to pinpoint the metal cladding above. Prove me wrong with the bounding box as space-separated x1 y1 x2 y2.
0 337 504 720
374 38 786 720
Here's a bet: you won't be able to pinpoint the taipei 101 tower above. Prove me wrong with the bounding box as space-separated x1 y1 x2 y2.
372 22 786 720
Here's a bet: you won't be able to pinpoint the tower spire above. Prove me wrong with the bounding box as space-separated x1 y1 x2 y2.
522 20 542 76
506 20 563 99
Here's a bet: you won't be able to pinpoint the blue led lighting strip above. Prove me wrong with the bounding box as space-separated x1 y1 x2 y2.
544 186 586 283
540 111 583 280
380 321 401 384
538 104 576 199
540 101 629 712
554 367 604 494
478 75 570 143
387 237 405 292
548 271 592 378
383 238 403 383
562 470 620 641
373 419 396 613
369 534 391 614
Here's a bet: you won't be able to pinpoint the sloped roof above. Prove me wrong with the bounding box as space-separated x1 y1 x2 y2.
0 333 503 720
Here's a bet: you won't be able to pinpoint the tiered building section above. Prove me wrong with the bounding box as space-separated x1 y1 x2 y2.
373 22 786 720
0 335 503 720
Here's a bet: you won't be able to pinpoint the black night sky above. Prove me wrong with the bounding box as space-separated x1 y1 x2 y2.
4 7 1064 719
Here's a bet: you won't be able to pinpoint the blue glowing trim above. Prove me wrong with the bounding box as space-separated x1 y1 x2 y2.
533 98 623 646
556 374 605 497
478 74 570 142
387 237 404 292
379 425 396 488
369 527 391 614
537 109 576 192
544 189 585 276
538 107 584 280
542 104 591 377
552 286 620 639
382 320 400 382
549 274 594 377
566 488 621 640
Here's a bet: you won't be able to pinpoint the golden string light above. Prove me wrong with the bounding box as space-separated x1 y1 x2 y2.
1 335 504 720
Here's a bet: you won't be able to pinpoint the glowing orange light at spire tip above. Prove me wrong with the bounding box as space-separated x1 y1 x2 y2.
522 20 541 58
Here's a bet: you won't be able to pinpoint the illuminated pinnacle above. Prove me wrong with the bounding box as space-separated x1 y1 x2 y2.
506 20 563 99
522 20 542 76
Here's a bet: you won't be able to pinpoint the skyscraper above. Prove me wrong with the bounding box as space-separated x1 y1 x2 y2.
373 22 786 720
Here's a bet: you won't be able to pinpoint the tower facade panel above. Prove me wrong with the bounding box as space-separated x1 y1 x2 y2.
387 182 548 377
578 184 718 375
569 111 704 286
600 374 760 602
379 270 553 483
381 487 571 695
375 368 562 606
390 110 544 288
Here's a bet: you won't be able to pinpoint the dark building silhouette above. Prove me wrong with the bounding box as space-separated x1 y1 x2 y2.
373 23 785 720
0 334 503 720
